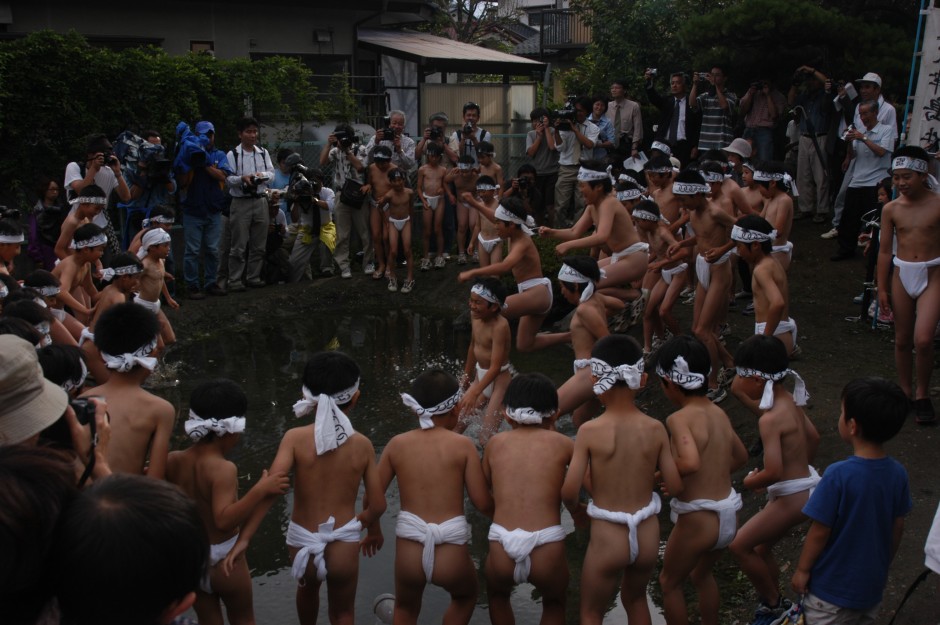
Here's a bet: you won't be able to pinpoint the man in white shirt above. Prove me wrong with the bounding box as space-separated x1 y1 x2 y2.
552 96 599 224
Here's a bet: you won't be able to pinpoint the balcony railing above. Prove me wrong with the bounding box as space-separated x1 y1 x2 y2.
539 9 592 50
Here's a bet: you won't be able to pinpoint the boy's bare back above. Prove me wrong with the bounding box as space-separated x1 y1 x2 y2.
484 427 572 530
90 285 131 329
752 255 790 324
381 428 487 522
167 448 239 543
272 425 378 528
667 401 745 501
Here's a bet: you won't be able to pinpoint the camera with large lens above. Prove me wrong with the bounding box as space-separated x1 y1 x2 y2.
0 205 21 221
429 126 443 140
553 104 576 131
283 154 322 206
334 130 353 149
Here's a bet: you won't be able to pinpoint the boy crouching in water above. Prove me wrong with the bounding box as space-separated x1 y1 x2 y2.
484 373 573 625
456 277 512 446
562 335 683 625
167 379 290 625
232 351 386 625
728 335 819 623
377 369 494 625
655 335 748 625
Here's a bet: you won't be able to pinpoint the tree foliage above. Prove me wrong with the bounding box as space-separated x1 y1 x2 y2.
0 30 318 202
564 0 917 100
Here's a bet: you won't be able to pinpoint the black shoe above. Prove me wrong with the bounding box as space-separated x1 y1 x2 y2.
228 282 246 292
187 286 205 300
915 398 937 426
830 251 854 262
246 280 266 288
205 284 227 297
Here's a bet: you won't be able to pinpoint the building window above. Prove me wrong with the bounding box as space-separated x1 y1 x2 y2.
190 41 214 53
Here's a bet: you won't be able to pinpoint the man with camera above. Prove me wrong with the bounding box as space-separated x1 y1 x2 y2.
606 79 643 159
176 120 232 299
285 157 336 283
552 96 599 225
320 123 371 279
788 65 835 223
525 107 559 226
502 163 544 223
415 112 458 164
449 101 491 166
123 141 177 247
364 110 416 172
64 133 131 255
223 117 275 291
689 65 739 155
645 70 700 167
740 77 786 162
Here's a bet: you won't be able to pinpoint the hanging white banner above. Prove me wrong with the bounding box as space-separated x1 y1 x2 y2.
909 6 940 152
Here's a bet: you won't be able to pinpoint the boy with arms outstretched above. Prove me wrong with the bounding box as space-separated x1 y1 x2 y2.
877 145 940 423
231 351 386 625
167 379 290 625
728 335 819 623
379 369 494 625
655 335 748 625
563 335 683 625
417 143 452 269
457 277 512 446
377 168 415 293
484 373 573 625
461 175 504 267
791 377 911 624
82 302 174 478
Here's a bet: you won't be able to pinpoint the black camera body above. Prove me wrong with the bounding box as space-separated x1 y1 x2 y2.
0 205 21 221
462 122 475 137
429 126 443 140
647 67 658 77
554 106 576 131
147 159 173 184
517 176 529 191
334 130 353 149
70 398 96 425
100 150 119 167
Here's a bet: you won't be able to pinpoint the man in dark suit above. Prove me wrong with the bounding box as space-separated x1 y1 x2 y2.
645 70 701 166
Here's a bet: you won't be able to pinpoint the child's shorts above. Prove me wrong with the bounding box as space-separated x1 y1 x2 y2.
802 593 880 625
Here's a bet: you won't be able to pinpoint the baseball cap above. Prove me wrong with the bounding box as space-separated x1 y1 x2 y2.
858 72 882 87
0 335 68 445
195 121 215 135
723 138 753 159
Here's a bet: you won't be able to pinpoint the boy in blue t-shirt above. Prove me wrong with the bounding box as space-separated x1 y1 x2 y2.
791 377 912 623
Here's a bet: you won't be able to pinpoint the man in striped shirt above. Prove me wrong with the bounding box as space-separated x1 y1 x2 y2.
690 66 739 158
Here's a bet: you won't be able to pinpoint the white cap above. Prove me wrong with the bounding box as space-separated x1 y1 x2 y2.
858 72 882 87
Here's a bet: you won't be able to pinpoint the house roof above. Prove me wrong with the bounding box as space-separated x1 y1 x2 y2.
357 28 546 75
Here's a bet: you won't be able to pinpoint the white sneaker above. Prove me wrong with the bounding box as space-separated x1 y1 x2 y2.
364 263 375 275
434 255 446 268
341 268 352 279
820 228 838 239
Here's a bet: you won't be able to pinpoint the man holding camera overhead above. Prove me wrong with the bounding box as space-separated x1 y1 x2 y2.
64 133 131 255
690 65 739 155
645 70 700 167
363 110 416 171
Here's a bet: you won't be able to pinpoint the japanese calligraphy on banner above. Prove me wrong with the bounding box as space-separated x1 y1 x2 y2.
910 5 940 152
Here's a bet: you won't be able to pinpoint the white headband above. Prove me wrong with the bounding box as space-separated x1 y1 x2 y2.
892 156 928 173
702 170 724 183
632 209 660 222
476 183 499 191
577 167 609 182
185 410 246 441
731 224 777 243
494 205 535 235
0 283 7 299
646 165 673 174
471 282 507 309
591 357 644 394
61 358 89 394
76 196 107 205
142 215 175 228
100 336 159 372
618 188 643 202
505 405 554 425
752 169 783 182
651 141 672 156
100 264 143 282
400 389 462 429
293 382 359 455
457 162 473 170
36 285 60 297
70 233 108 250
619 173 648 192
0 234 25 244
672 181 709 195
656 355 706 390
558 263 600 303
138 229 172 259
735 366 809 410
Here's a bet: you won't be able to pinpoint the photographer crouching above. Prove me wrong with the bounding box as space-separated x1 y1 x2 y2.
285 154 336 283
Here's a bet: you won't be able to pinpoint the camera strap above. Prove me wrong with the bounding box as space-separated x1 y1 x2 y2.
76 412 97 488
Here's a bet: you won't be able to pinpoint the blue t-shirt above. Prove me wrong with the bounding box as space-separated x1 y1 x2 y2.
803 455 912 610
